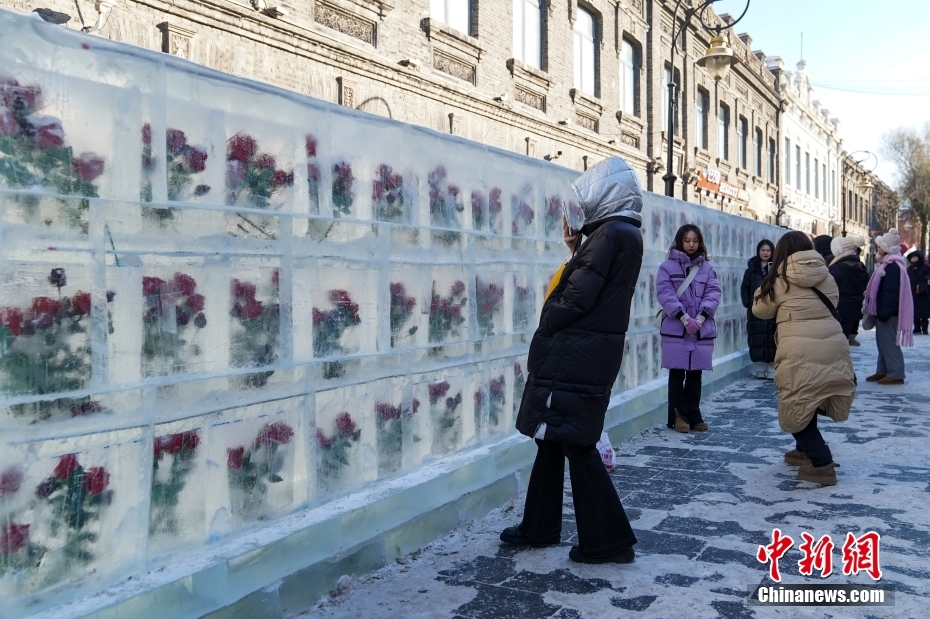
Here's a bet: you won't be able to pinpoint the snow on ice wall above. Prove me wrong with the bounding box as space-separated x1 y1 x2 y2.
0 8 780 615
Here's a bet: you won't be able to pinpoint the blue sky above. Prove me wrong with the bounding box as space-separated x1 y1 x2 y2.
713 0 929 184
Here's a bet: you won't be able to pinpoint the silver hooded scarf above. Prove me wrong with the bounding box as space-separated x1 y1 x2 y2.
568 156 643 230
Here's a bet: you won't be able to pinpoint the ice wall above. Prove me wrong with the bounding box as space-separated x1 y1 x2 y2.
0 8 781 615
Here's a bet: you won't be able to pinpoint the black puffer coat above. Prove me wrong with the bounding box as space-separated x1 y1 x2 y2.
740 257 776 363
828 254 870 334
906 251 930 320
516 158 644 446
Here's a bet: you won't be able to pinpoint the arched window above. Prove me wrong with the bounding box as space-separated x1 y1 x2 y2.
695 88 708 149
619 37 639 115
431 0 469 35
718 103 730 159
513 0 541 69
754 128 763 176
573 8 596 96
737 116 747 169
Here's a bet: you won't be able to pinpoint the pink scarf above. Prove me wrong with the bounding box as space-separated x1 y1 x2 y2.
864 253 914 347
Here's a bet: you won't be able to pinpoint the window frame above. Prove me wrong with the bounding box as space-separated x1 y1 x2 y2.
737 116 747 169
619 36 640 116
573 7 597 97
431 0 471 35
513 0 542 69
768 138 776 183
805 151 811 194
785 138 791 186
718 102 730 160
754 128 763 177
695 87 708 149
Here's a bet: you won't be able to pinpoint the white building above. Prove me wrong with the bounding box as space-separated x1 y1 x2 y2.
767 59 843 235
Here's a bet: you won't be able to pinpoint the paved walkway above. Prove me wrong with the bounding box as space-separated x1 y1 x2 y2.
297 330 928 619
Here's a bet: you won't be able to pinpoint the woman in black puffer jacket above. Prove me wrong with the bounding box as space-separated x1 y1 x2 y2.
504 157 642 565
741 240 776 378
828 236 870 345
907 250 930 334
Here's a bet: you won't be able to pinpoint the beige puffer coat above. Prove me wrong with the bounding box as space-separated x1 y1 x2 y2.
752 250 856 433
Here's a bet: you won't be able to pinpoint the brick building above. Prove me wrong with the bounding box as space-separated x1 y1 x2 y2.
7 0 879 235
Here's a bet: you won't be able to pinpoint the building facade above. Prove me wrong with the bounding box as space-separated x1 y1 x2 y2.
5 0 880 235
766 58 843 236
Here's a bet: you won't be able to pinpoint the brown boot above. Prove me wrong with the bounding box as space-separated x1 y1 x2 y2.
692 422 709 431
674 410 690 434
865 373 886 382
798 463 837 486
877 377 905 385
784 449 811 466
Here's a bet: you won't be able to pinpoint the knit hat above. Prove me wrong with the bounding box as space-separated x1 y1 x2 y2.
813 235 833 260
830 235 865 259
875 229 902 254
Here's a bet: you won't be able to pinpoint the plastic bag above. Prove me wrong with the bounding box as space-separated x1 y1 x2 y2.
596 432 615 471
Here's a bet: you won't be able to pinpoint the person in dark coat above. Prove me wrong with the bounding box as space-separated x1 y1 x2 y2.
813 235 834 265
505 157 642 565
906 250 930 334
741 239 776 378
828 236 870 346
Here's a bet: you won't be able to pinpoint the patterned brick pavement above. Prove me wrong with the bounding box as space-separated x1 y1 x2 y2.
300 330 928 619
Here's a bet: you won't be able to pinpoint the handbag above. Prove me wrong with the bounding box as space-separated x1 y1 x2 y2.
653 266 700 329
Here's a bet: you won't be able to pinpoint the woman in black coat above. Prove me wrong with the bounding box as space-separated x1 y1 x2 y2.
828 236 870 345
741 240 776 378
907 250 930 334
504 157 641 565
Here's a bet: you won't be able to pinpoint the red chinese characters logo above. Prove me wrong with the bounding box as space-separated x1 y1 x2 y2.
757 530 883 582
841 532 883 580
798 532 834 578
756 528 794 582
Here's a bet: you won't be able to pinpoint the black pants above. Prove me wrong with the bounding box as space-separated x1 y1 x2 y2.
793 413 833 467
667 369 704 427
519 439 637 557
914 318 928 334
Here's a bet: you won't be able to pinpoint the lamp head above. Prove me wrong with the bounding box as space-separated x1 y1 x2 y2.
696 34 736 81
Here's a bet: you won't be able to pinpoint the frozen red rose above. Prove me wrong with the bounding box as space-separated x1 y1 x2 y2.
35 477 57 499
227 134 257 163
335 412 357 436
141 123 152 145
256 153 276 170
173 273 197 296
32 296 61 316
53 454 80 480
256 422 295 447
227 446 245 470
143 276 165 297
0 306 23 336
27 117 65 149
185 293 205 313
166 128 187 154
0 523 29 557
72 152 105 182
305 135 317 157
72 291 91 316
83 466 110 495
186 146 208 173
0 467 23 497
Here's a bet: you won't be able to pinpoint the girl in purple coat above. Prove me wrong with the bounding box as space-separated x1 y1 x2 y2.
657 225 722 433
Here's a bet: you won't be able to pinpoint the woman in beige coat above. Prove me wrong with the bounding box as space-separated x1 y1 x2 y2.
752 231 856 486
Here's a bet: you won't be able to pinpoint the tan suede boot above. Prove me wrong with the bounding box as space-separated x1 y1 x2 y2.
692 421 709 431
674 410 690 434
798 463 837 486
784 449 811 466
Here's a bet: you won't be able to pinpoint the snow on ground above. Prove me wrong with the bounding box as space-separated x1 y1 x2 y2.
294 330 928 619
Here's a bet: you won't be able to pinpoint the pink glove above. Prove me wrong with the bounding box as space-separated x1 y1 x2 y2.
684 316 701 336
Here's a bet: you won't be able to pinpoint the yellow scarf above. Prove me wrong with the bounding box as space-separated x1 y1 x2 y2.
545 260 569 300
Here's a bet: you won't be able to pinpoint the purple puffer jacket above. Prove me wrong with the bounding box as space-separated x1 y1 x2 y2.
656 247 722 371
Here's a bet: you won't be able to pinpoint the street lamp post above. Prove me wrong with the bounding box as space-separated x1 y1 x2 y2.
663 0 751 197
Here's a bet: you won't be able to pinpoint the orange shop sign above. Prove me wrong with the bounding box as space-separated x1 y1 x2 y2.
695 168 739 203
